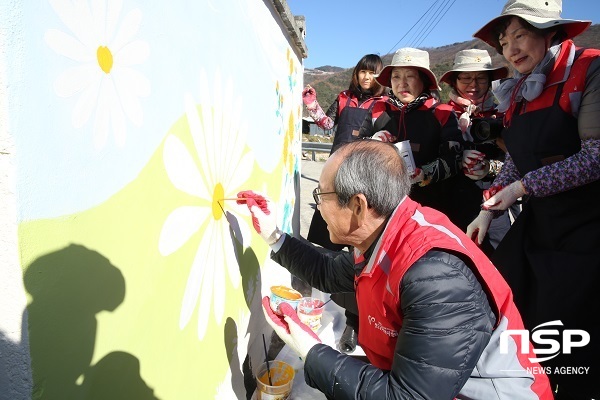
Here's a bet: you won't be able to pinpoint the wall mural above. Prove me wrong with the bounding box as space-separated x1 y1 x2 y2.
1 0 303 398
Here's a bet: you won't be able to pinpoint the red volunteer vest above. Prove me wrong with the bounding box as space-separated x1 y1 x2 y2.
504 41 600 124
353 198 550 396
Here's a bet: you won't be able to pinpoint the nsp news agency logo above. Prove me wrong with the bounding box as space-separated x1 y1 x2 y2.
500 320 590 365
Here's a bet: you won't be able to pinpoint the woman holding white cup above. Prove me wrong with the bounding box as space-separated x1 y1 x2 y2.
371 47 466 230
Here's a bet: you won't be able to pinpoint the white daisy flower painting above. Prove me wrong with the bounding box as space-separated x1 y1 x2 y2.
44 0 150 149
159 69 255 340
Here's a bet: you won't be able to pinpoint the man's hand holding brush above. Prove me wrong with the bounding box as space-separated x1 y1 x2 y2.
235 190 283 245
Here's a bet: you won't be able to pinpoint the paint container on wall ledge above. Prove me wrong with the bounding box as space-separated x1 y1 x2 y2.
256 360 295 399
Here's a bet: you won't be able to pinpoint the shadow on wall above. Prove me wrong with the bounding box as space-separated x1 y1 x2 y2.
223 210 288 400
223 211 262 399
24 244 158 400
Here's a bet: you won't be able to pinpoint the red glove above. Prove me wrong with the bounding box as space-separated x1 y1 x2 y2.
371 130 396 143
483 185 503 201
262 297 321 359
462 150 489 180
302 85 317 107
237 190 270 230
482 181 525 211
237 190 282 245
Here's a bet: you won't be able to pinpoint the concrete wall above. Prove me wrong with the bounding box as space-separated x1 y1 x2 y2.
0 0 306 398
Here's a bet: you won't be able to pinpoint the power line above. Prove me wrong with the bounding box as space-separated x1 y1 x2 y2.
415 0 457 48
383 0 440 56
408 0 451 48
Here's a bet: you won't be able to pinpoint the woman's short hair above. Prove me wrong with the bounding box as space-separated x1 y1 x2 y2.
418 70 432 95
491 16 567 54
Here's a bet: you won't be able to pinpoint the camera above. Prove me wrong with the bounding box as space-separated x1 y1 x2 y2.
470 117 504 143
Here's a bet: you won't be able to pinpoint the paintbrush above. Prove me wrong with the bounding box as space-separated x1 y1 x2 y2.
262 334 273 386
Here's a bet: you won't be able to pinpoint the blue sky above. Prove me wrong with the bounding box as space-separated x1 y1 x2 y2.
286 0 600 69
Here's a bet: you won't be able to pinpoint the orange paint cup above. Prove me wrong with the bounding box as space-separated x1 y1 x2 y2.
256 360 295 399
269 285 302 315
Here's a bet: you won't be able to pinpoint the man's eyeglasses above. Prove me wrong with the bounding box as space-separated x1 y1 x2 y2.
457 75 489 85
312 187 336 205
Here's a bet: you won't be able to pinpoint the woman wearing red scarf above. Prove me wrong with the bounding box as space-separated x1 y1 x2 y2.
371 47 464 228
439 49 514 255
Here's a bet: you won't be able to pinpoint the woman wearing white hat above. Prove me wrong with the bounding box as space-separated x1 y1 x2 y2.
440 49 508 141
373 47 464 226
467 1 600 397
440 49 514 255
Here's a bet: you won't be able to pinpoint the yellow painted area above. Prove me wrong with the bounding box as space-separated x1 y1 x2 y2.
96 46 113 74
212 183 225 220
19 112 291 399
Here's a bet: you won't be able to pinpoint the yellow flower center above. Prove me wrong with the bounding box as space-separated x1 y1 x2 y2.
212 183 225 220
97 46 113 74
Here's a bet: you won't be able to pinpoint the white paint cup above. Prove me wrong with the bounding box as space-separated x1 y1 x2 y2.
297 297 325 333
394 140 416 175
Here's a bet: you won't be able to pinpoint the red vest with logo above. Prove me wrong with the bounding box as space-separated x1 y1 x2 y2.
504 41 600 124
354 197 550 396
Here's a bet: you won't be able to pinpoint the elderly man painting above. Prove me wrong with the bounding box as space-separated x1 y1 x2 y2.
238 140 552 399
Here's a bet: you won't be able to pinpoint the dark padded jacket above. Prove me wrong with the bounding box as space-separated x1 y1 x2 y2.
271 198 552 399
272 238 496 399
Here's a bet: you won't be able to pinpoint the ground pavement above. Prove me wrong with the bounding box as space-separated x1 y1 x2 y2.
298 159 323 238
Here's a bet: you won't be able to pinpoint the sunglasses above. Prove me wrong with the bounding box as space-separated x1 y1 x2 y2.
312 187 336 205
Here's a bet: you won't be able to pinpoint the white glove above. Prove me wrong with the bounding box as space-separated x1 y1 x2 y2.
237 191 283 245
462 149 489 181
458 112 471 133
482 180 527 211
466 210 494 246
262 297 321 360
371 130 396 143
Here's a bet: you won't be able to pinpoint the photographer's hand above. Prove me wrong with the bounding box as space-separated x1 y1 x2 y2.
462 150 489 180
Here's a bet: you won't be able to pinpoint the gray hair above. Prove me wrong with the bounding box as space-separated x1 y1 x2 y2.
334 140 412 217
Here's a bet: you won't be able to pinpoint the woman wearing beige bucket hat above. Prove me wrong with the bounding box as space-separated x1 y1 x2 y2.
467 1 600 398
372 47 465 227
439 49 515 256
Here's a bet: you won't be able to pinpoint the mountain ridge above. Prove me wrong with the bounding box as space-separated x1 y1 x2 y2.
303 24 600 113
